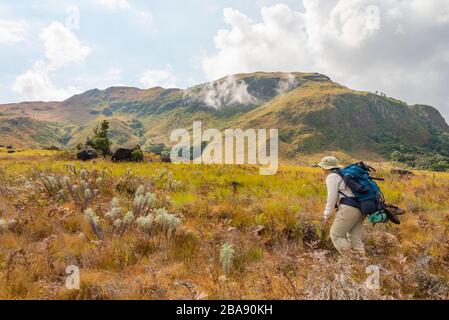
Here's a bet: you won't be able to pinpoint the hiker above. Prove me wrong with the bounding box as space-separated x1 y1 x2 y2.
318 156 366 256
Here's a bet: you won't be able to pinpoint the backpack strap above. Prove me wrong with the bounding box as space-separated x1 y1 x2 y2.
338 191 361 209
340 197 361 209
338 190 349 198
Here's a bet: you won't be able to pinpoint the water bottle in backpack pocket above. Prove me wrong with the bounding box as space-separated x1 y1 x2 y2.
368 210 389 224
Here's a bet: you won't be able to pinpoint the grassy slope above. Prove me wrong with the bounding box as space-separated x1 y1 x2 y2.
231 81 435 161
0 72 448 166
0 116 69 149
0 150 448 299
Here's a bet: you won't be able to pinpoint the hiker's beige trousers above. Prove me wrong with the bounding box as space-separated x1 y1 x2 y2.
330 204 365 255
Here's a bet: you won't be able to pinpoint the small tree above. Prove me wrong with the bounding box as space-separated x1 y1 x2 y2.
391 151 403 162
86 120 111 156
131 146 144 162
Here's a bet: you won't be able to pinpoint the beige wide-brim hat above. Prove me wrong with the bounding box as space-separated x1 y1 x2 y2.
317 156 342 170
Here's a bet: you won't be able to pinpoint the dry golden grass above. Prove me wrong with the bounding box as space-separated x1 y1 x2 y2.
0 150 448 300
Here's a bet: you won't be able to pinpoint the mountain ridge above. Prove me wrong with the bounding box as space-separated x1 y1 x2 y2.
1 71 448 168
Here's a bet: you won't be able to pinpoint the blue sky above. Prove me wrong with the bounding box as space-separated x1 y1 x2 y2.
0 0 303 101
1 0 449 119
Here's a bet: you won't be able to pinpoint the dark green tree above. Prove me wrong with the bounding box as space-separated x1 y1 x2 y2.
86 120 111 156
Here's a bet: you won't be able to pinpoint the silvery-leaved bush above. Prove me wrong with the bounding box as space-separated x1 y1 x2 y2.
63 175 77 199
155 208 181 238
85 208 99 225
24 181 33 190
136 214 154 233
145 192 157 208
82 188 93 210
84 208 102 238
0 219 7 232
220 243 235 275
133 188 157 216
113 219 122 230
136 185 145 196
57 189 67 202
105 207 121 221
63 175 71 187
84 188 92 200
80 180 89 194
133 195 145 215
123 211 135 226
105 197 121 221
8 219 17 228
111 197 119 208
41 175 63 196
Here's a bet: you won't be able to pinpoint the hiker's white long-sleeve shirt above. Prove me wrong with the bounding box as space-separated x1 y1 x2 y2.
323 173 355 218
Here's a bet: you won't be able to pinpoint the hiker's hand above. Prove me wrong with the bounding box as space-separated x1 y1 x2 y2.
321 215 329 225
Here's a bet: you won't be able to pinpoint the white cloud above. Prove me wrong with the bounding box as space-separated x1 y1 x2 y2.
93 0 130 10
203 1 449 118
12 62 80 101
0 19 27 44
188 75 258 109
140 65 177 88
186 73 299 109
12 22 91 101
203 5 311 79
276 73 299 95
39 22 91 69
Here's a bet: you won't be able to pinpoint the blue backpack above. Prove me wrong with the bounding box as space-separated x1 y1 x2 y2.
336 162 387 223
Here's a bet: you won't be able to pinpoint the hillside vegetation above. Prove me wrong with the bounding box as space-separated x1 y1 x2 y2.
1 72 449 170
0 150 448 299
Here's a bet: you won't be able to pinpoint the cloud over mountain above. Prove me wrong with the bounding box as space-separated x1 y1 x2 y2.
203 1 449 118
190 75 258 109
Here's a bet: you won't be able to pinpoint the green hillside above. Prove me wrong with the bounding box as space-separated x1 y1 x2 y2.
1 72 448 170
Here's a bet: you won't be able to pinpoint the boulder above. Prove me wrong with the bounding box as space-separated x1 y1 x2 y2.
77 148 98 161
111 145 143 162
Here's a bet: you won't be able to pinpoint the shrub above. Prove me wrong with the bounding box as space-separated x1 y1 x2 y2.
136 214 154 234
84 208 102 238
41 175 63 197
123 211 135 226
133 186 157 216
105 197 121 221
430 161 449 172
220 243 235 275
0 219 7 233
155 208 181 240
131 148 144 162
86 120 111 156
